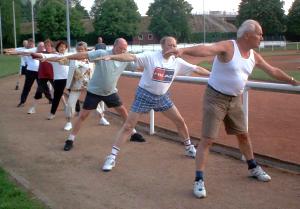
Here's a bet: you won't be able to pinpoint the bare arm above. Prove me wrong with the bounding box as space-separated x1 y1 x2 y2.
65 52 89 60
255 52 300 86
94 53 137 62
193 66 211 76
165 40 230 58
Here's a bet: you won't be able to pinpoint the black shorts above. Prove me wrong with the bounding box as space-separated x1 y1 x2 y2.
21 65 27 75
83 91 123 110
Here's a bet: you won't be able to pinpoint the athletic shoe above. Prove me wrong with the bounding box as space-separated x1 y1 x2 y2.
99 117 110 126
64 122 72 131
47 114 55 120
63 140 73 151
185 145 196 158
249 166 271 182
130 132 146 142
193 180 207 198
17 102 24 108
102 155 116 172
27 106 36 114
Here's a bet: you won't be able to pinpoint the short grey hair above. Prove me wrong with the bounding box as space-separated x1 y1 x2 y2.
237 19 259 39
160 36 176 46
76 41 88 50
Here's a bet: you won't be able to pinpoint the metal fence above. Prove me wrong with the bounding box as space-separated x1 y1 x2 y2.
121 71 300 135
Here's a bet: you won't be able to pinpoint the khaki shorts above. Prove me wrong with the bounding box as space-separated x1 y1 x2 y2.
201 85 247 139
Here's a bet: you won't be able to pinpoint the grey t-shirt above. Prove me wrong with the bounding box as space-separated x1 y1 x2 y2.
87 49 129 96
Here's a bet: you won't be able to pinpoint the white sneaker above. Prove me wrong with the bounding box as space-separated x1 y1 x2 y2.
193 180 207 198
64 122 72 131
47 114 55 120
185 145 196 158
249 166 271 182
27 106 36 114
102 155 116 172
99 117 110 126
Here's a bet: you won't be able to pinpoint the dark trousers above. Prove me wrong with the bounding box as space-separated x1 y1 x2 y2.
51 79 67 115
34 78 54 102
20 70 38 104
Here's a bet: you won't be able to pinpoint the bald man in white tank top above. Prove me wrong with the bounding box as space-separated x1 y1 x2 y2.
165 19 300 198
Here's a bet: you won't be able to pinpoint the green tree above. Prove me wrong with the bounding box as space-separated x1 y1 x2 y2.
236 0 285 36
92 0 141 43
286 0 300 40
71 0 89 18
0 0 22 48
36 0 84 40
147 0 192 42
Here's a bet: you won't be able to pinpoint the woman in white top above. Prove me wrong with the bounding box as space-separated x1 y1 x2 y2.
63 41 109 131
42 40 70 120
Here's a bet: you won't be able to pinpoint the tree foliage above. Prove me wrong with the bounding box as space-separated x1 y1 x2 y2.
92 0 141 43
286 0 300 40
236 0 285 36
36 0 85 40
147 0 192 42
0 0 22 48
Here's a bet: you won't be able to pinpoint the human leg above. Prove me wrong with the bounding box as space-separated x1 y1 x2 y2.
161 105 196 157
102 111 141 171
49 79 66 118
19 71 37 106
64 91 81 131
236 133 271 182
63 108 92 151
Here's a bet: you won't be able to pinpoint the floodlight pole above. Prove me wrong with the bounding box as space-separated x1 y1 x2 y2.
31 0 35 42
203 0 206 44
0 9 3 54
13 0 17 48
66 0 71 51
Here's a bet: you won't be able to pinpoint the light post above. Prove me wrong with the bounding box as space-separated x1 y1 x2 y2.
203 0 206 44
31 0 35 42
12 0 17 48
0 9 3 54
66 0 71 51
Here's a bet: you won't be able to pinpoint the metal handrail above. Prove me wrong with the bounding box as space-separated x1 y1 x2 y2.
121 71 300 135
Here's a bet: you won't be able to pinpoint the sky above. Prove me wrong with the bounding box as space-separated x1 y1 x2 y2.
81 0 294 15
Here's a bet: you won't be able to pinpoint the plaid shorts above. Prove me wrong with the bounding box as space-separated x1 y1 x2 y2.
131 86 173 113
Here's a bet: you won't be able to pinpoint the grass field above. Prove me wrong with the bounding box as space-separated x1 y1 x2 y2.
0 56 46 208
0 55 20 78
0 168 45 209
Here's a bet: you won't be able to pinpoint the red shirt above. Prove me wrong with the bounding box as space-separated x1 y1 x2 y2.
38 61 53 79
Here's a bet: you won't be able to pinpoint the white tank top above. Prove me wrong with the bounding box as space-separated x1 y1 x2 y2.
208 40 255 96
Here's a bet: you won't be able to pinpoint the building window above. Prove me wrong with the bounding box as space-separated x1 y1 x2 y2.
148 34 153 40
138 34 143 40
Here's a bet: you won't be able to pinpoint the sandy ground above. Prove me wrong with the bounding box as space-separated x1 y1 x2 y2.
0 73 299 209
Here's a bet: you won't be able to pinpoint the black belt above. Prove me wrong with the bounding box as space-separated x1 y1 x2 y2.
207 84 236 98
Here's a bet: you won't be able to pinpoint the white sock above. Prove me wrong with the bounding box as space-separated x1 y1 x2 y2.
68 134 75 141
132 128 137 134
183 139 192 149
110 146 120 159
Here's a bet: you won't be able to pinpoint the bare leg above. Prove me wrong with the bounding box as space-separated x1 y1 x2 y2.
70 109 92 136
236 133 254 160
112 111 141 148
195 137 213 171
161 105 189 139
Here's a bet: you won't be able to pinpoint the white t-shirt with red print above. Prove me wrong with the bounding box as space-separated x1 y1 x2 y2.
136 51 198 95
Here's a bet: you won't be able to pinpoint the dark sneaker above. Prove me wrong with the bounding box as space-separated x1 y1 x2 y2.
64 140 73 151
17 102 24 107
130 133 146 142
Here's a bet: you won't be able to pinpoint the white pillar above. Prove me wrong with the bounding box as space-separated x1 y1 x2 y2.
150 109 155 135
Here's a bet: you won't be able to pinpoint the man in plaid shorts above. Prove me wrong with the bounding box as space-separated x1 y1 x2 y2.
99 36 210 172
